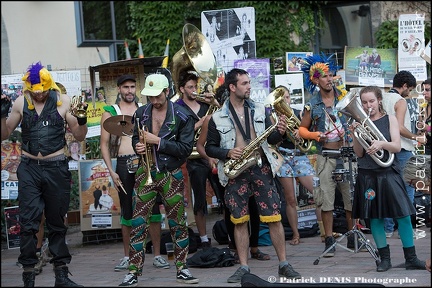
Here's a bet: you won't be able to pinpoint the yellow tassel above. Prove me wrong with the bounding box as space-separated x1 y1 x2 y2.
24 93 34 110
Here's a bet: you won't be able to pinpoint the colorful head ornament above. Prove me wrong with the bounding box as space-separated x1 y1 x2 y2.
21 62 61 109
301 53 340 95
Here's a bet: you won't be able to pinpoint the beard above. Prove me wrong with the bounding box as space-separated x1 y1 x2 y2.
122 93 136 103
31 91 49 103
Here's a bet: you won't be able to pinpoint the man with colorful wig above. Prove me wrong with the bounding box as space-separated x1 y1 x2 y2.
1 62 87 287
298 54 354 257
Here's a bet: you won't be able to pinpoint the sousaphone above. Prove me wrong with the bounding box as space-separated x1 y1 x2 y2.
171 23 218 99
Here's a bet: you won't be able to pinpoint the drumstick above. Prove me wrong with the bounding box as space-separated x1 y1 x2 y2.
323 108 340 135
117 180 127 195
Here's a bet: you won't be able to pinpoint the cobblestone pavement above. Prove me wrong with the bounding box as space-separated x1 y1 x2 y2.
1 212 430 287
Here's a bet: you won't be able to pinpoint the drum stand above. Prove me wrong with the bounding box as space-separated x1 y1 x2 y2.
313 147 380 265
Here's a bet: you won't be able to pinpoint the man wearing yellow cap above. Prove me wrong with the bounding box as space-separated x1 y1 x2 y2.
118 73 198 286
1 61 87 287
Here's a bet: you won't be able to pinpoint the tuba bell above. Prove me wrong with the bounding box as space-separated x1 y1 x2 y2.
171 23 218 96
335 89 394 167
171 23 219 159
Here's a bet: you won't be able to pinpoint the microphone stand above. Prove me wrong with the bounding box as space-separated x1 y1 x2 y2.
313 146 380 265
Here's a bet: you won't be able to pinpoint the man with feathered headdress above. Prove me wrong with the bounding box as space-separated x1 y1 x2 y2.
298 53 354 257
1 62 87 287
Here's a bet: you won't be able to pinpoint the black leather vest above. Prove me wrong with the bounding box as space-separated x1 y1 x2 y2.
21 90 66 156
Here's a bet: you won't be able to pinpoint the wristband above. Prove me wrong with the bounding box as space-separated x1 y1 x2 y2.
299 126 321 141
1 97 12 118
77 117 87 126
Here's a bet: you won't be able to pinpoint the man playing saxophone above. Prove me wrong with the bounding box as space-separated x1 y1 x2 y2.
174 70 221 249
205 68 301 283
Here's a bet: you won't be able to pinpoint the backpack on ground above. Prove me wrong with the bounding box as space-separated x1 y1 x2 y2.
212 219 230 245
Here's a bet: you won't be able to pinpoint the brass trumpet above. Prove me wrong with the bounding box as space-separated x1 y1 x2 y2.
137 119 154 185
70 95 87 118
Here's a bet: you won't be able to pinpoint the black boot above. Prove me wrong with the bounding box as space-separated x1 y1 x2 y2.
403 246 426 270
22 271 35 287
376 245 392 272
54 266 83 287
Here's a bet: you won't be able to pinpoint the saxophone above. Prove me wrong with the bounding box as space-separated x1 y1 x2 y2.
273 94 312 153
223 107 279 179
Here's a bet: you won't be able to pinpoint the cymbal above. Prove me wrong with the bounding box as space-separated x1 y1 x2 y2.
103 115 134 136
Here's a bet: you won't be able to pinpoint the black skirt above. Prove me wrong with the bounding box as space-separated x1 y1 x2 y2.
352 167 416 219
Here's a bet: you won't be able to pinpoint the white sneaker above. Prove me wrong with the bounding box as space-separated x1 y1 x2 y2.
385 232 393 238
153 255 170 269
115 257 129 272
119 272 137 287
177 268 199 284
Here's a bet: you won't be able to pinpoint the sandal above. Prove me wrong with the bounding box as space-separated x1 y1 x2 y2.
321 232 343 242
233 251 240 264
250 249 271 261
289 235 300 245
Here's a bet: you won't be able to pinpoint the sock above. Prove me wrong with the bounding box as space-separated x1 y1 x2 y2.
240 265 249 271
200 235 209 243
36 248 41 254
123 256 129 260
279 261 288 268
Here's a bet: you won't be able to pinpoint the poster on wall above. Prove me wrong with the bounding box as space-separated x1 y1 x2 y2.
1 136 21 200
79 159 121 231
398 14 428 81
234 58 270 103
286 52 312 73
4 206 20 249
343 46 397 88
274 73 305 111
65 131 86 170
201 7 256 73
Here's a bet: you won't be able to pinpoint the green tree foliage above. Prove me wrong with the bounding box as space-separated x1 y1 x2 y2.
127 1 323 68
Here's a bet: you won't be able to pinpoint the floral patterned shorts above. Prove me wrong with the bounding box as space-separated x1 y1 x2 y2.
277 147 316 178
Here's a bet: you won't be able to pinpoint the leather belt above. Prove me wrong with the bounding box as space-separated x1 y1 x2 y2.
21 155 67 166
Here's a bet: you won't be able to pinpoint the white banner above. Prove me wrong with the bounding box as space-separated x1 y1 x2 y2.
201 7 256 73
398 14 427 81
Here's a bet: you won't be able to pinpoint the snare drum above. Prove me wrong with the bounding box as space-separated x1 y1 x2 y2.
332 169 349 182
126 155 140 173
